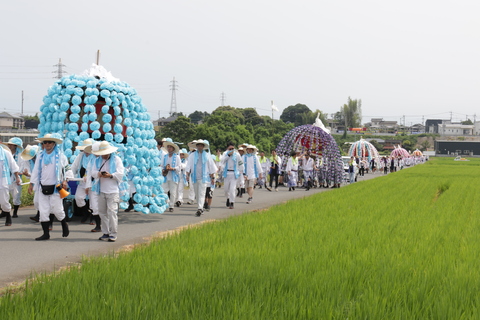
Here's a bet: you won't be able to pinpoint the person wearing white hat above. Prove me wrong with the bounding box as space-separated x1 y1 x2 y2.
87 141 124 242
0 144 21 226
185 139 217 216
236 147 246 198
242 145 263 204
71 139 95 223
161 140 181 212
2 137 25 218
219 142 244 209
28 133 73 240
175 148 189 207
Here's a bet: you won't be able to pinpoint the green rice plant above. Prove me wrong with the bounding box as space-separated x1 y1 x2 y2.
2 158 480 319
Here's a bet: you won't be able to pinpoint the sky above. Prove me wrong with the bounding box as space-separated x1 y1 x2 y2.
1 0 479 127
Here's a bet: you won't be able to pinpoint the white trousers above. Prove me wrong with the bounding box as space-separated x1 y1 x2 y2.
0 188 11 212
97 192 119 237
236 174 245 188
38 192 65 222
188 180 196 203
89 192 100 216
193 181 208 210
9 183 21 206
177 179 186 204
163 180 178 207
75 183 88 208
223 172 237 202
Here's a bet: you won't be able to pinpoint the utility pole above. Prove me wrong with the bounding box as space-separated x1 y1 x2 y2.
53 58 67 79
21 90 24 115
96 50 101 65
169 77 178 116
220 92 226 107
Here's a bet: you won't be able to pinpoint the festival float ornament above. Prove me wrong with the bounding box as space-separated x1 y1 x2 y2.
348 138 380 162
390 145 410 158
412 149 423 157
276 119 343 185
37 63 167 213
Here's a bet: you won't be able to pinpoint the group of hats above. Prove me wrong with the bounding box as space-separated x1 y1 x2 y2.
238 143 258 153
76 138 118 156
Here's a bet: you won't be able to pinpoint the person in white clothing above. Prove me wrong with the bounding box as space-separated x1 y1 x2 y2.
185 139 217 217
2 137 25 218
258 151 270 189
70 139 94 223
301 152 316 191
20 145 41 222
220 142 244 209
28 133 73 240
160 140 181 212
87 141 124 242
286 151 299 191
0 145 21 226
242 145 263 204
175 148 189 207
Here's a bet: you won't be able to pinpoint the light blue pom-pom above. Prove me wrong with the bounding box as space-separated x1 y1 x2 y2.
105 97 112 106
72 95 82 105
58 112 67 121
52 113 59 122
119 202 128 210
88 113 97 122
60 102 70 111
103 123 112 133
90 121 100 131
92 130 101 139
134 193 142 203
100 89 110 98
123 118 132 127
68 123 78 131
79 132 89 140
114 123 123 133
84 104 95 113
115 115 123 124
89 95 98 104
81 123 88 132
65 149 73 158
64 138 73 149
75 88 83 96
67 131 77 140
82 114 89 123
142 207 150 214
102 114 112 123
115 133 124 143
101 105 109 114
113 106 121 116
105 133 113 142
134 204 143 212
71 105 81 114
130 166 138 175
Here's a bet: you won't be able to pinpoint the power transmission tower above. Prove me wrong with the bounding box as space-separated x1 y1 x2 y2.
220 92 226 107
53 58 67 79
169 77 178 116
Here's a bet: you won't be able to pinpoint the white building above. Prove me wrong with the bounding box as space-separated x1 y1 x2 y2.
438 123 474 136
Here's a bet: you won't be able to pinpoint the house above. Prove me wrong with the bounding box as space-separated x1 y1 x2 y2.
153 115 178 131
438 123 474 136
364 118 398 133
0 112 25 129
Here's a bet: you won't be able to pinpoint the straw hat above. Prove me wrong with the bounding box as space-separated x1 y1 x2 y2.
245 145 258 153
92 141 118 156
20 145 39 160
163 140 180 154
2 137 24 151
188 139 209 149
179 148 189 158
37 133 63 145
76 138 94 151
238 143 248 149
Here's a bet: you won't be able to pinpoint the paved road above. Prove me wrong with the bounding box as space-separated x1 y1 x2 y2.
0 173 381 289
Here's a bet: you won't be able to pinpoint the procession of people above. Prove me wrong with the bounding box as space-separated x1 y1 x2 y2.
0 133 428 242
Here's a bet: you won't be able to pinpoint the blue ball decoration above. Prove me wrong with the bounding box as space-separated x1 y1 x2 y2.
103 123 112 133
90 121 100 131
105 133 113 142
92 130 101 139
115 133 124 143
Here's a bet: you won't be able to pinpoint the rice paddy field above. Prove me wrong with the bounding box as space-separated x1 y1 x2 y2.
2 157 480 319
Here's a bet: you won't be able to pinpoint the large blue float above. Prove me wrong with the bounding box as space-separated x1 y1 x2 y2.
37 64 167 213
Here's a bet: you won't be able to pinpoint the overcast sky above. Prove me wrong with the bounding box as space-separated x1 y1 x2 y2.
1 0 479 126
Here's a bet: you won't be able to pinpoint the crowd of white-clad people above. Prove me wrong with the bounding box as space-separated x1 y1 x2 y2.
0 134 428 242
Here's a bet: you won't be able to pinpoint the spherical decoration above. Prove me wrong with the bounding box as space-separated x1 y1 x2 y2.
92 130 101 139
60 102 70 112
114 133 124 143
72 95 82 105
105 132 113 142
101 105 109 114
102 114 112 123
71 105 81 114
79 132 89 141
103 123 112 133
68 123 78 131
81 123 89 132
88 113 97 122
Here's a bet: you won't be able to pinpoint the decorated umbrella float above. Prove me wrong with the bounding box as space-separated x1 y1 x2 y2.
37 64 167 214
276 115 343 185
348 138 380 162
390 145 410 158
412 149 423 157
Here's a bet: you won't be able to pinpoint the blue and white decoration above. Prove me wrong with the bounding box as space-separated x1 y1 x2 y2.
37 64 168 214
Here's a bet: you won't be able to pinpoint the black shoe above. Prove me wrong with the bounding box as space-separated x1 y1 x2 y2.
229 203 234 209
195 209 203 217
61 219 69 237
35 222 50 241
292 187 295 191
266 187 272 192
5 212 12 226
205 205 210 212
289 187 292 191
175 201 181 207
226 199 230 207
12 205 19 218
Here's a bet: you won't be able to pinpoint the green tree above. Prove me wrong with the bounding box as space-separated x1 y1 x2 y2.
158 116 196 145
369 139 384 152
188 110 209 124
280 103 311 126
341 97 362 128
420 140 430 151
461 119 473 125
242 108 264 126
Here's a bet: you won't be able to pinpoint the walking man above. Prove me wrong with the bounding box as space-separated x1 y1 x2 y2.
267 150 282 192
2 137 24 218
242 145 263 204
28 133 72 240
186 139 217 217
161 140 181 212
220 142 244 209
